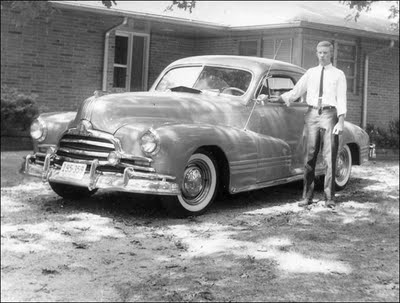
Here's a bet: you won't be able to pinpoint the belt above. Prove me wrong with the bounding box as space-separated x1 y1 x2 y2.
308 105 336 110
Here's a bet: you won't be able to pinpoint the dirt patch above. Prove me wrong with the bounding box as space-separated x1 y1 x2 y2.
1 155 399 302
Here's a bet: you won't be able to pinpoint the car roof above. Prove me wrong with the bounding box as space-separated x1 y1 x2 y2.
169 55 306 74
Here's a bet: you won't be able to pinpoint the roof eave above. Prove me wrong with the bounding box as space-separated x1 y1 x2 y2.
51 2 399 41
51 1 226 31
231 21 398 41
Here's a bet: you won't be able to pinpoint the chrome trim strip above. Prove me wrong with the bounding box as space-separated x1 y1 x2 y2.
58 147 109 158
60 138 115 149
120 154 153 163
232 174 304 193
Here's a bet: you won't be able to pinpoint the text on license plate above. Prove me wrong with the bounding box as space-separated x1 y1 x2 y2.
59 162 87 180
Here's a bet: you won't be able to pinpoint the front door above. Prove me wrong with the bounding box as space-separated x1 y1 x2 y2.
256 73 308 182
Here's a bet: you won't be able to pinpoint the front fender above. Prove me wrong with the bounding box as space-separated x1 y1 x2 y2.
153 123 260 186
32 112 77 152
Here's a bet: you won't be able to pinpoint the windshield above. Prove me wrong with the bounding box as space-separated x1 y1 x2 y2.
155 65 252 96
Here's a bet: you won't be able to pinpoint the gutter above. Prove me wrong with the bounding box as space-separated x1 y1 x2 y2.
102 17 128 92
361 39 395 129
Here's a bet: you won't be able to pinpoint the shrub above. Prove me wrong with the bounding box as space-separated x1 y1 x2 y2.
1 85 39 133
367 119 399 149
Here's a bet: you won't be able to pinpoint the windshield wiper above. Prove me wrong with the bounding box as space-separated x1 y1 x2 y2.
169 86 201 94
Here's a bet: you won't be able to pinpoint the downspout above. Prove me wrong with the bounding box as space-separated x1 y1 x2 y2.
102 17 128 92
362 39 395 129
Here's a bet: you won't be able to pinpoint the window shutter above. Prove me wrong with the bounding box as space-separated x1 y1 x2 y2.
262 39 275 59
262 38 292 63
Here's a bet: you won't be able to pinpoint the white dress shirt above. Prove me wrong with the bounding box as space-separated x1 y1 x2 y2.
281 63 347 117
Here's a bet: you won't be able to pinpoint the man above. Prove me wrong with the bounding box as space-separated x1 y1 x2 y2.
271 41 347 209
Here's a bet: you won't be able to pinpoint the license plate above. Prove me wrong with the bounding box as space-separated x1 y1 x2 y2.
59 162 87 180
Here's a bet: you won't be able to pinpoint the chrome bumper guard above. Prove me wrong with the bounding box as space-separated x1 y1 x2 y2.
369 144 376 159
24 153 180 195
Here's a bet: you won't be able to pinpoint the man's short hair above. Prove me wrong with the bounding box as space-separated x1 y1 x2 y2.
317 41 334 53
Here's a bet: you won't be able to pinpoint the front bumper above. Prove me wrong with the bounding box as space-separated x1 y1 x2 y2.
24 153 180 195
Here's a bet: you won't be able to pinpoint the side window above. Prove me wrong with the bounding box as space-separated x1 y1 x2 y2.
268 76 297 101
256 75 303 103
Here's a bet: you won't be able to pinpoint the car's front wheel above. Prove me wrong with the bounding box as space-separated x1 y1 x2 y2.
162 151 218 217
49 182 98 199
335 145 352 190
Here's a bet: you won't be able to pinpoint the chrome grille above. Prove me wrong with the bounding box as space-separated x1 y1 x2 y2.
57 134 115 162
53 133 155 174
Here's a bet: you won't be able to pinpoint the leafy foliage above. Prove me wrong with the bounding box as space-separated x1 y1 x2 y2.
341 1 399 31
0 1 60 27
366 119 400 149
165 0 196 13
101 1 117 9
1 85 39 132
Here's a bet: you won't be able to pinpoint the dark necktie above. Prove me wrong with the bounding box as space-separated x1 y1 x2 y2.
318 66 324 115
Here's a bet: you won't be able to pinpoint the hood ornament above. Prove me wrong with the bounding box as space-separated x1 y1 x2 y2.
75 119 93 136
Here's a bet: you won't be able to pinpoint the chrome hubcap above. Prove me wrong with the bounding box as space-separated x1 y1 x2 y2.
336 150 349 181
182 167 203 198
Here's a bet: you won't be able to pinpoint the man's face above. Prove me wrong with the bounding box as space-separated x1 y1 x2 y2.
316 46 332 66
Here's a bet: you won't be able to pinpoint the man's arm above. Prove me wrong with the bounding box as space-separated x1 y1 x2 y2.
333 114 345 135
269 71 309 107
332 70 347 135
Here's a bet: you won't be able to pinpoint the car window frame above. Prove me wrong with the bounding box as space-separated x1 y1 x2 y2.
153 63 255 98
254 71 306 104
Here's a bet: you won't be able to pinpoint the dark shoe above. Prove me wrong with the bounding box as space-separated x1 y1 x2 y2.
298 199 313 207
325 200 336 209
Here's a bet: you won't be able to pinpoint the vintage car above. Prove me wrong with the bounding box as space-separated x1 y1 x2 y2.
23 55 371 216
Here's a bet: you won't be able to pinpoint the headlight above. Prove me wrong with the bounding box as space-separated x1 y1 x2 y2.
30 118 47 142
140 128 160 156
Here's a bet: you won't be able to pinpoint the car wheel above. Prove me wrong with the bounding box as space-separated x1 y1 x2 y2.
163 151 218 217
335 145 352 190
49 182 98 199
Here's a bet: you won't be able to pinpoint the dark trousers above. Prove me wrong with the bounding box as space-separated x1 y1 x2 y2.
303 108 339 202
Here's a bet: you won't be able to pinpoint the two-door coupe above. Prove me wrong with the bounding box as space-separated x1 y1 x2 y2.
23 55 371 216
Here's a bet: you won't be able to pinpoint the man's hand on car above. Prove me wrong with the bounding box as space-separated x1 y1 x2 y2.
268 95 290 107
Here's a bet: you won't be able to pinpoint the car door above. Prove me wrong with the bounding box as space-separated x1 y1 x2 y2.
255 71 308 182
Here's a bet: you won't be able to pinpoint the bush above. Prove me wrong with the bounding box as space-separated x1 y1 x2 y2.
367 119 399 149
1 85 39 133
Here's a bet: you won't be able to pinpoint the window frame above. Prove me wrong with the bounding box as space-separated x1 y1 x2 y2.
113 30 150 91
238 39 261 57
333 40 358 95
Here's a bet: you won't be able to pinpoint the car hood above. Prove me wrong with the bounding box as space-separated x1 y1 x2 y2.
73 91 246 134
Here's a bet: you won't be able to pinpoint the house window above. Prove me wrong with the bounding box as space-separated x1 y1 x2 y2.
262 38 293 63
239 40 260 56
113 31 149 91
334 41 357 94
113 35 129 88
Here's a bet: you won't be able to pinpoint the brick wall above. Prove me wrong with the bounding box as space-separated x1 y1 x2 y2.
148 33 196 88
1 5 398 131
361 42 399 129
1 7 123 112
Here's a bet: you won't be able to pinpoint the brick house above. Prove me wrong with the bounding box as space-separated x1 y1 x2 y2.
1 1 399 133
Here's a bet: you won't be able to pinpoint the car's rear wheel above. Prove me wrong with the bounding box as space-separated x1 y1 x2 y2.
49 182 98 199
335 145 352 190
162 151 218 217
